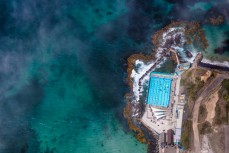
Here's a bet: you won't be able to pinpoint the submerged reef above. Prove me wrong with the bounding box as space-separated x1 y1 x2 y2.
184 22 209 50
123 100 146 143
207 15 224 25
152 21 208 52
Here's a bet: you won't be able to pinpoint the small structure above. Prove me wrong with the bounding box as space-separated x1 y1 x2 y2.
176 63 190 74
179 94 185 103
178 94 185 109
167 129 174 145
174 100 184 145
159 132 166 147
174 128 182 145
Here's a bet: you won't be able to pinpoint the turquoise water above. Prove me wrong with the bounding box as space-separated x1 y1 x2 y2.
27 55 146 153
0 0 228 152
189 2 212 11
147 76 172 107
203 25 229 60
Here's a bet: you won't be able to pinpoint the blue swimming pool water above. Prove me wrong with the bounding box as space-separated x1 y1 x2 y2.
147 75 172 107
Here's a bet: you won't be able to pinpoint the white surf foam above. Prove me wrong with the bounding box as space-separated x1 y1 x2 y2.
131 58 165 102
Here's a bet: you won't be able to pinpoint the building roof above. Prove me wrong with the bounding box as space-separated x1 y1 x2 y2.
159 132 166 143
176 109 183 128
174 128 181 144
167 129 174 145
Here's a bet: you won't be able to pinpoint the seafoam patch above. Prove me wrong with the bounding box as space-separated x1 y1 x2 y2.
131 60 155 102
131 58 165 102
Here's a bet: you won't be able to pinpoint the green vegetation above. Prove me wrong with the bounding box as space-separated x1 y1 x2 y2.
213 80 229 125
199 105 206 115
198 104 207 123
186 77 204 100
214 101 228 125
222 79 229 91
187 71 192 78
214 102 222 125
210 72 216 78
205 71 216 83
181 120 192 149
226 101 229 124
223 79 229 123
180 78 185 86
198 121 212 135
154 60 175 73
186 83 196 100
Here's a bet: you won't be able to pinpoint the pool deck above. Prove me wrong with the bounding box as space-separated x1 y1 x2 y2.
141 70 185 146
141 105 175 134
140 50 191 150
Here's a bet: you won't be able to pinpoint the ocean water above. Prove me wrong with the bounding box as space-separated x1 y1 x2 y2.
0 0 228 153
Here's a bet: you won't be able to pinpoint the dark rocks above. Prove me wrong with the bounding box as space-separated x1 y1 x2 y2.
185 50 193 58
199 62 229 72
164 38 174 48
175 34 181 45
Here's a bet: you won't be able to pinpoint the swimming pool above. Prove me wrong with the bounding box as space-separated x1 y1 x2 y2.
147 75 172 107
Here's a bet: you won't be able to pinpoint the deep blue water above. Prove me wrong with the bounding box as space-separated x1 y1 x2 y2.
0 0 228 152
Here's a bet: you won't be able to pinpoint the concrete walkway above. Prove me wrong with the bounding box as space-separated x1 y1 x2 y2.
169 48 180 65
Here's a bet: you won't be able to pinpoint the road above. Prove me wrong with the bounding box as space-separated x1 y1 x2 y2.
192 74 227 153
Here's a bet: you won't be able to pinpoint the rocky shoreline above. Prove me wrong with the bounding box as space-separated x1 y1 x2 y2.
123 21 210 152
124 52 161 152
